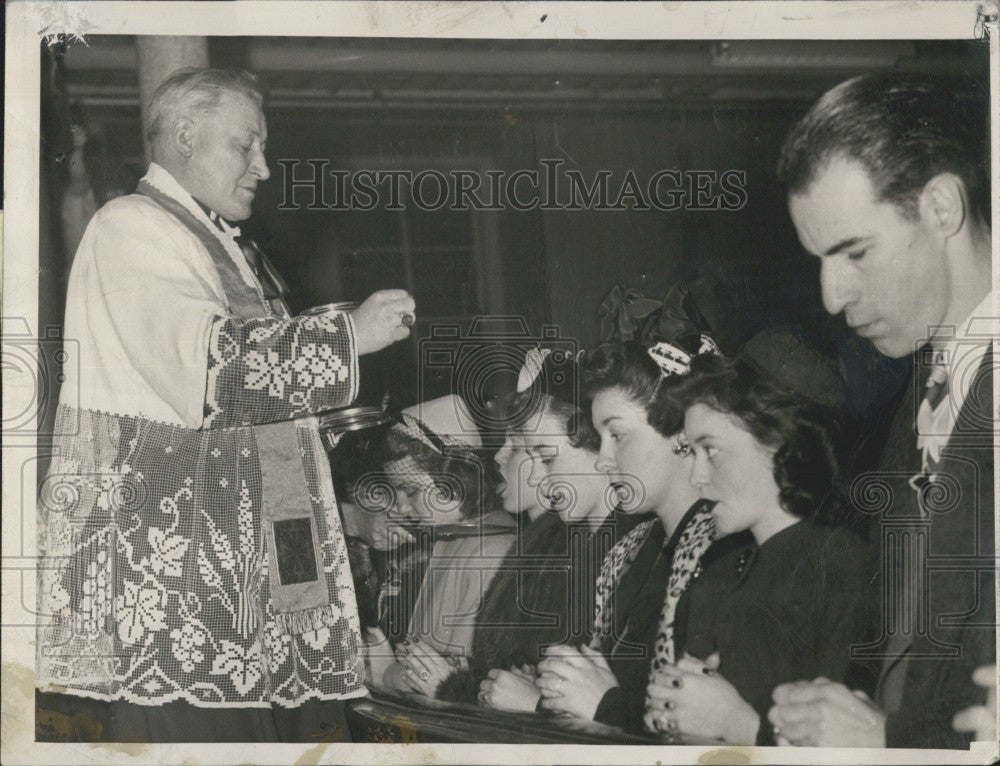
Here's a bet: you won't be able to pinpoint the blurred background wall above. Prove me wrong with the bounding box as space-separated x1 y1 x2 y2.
38 37 990 453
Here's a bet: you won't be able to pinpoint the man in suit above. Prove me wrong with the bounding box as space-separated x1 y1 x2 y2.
766 73 995 748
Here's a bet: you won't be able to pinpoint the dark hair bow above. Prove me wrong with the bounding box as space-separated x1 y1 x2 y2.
597 284 662 344
597 284 712 358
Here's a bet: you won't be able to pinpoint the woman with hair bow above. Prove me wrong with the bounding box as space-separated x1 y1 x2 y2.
526 287 752 734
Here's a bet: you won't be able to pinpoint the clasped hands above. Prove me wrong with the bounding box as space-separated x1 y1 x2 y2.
476 645 617 718
391 639 984 747
645 651 760 743
531 644 619 720
478 664 541 712
952 665 998 742
767 677 886 747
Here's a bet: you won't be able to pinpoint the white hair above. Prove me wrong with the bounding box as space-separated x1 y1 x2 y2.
146 67 264 149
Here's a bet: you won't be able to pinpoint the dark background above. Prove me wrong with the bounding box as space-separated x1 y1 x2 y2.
39 37 991 438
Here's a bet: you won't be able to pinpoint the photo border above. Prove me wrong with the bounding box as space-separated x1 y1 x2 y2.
3 2 998 764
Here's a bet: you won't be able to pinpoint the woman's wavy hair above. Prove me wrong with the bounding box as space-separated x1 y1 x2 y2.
655 354 844 524
502 389 600 453
502 347 600 452
580 340 682 437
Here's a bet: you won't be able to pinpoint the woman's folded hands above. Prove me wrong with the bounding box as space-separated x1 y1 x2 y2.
535 644 619 721
645 652 759 743
394 637 468 696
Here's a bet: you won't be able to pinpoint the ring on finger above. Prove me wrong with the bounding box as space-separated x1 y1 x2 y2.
401 312 415 326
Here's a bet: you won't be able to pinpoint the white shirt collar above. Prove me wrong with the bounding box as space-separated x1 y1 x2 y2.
916 289 997 467
936 290 997 407
142 163 242 238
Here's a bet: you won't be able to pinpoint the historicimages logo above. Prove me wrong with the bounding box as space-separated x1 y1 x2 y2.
278 159 748 213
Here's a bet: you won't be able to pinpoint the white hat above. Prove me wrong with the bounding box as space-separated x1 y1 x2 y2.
404 394 481 449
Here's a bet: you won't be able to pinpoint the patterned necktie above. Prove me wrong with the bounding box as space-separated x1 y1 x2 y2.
912 347 950 491
924 349 949 410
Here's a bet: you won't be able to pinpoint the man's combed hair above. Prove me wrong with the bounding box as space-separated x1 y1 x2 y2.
655 354 844 524
146 67 265 147
777 73 990 224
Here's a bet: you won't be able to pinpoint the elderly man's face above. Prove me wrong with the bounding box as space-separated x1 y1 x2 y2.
184 91 269 221
788 156 949 358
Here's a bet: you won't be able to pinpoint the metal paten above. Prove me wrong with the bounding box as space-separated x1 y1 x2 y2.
317 404 393 451
299 300 359 317
301 300 413 326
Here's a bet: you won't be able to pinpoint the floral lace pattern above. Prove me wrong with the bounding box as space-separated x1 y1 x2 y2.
38 171 366 708
37 406 365 706
206 312 357 428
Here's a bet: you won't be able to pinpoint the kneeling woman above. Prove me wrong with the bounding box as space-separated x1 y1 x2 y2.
370 396 516 692
644 355 874 745
527 332 748 733
402 349 616 703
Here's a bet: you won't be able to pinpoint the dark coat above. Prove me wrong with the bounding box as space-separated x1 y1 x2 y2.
867 352 995 749
680 521 876 744
437 512 618 702
591 504 752 734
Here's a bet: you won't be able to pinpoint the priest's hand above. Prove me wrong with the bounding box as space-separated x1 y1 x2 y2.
353 290 415 356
